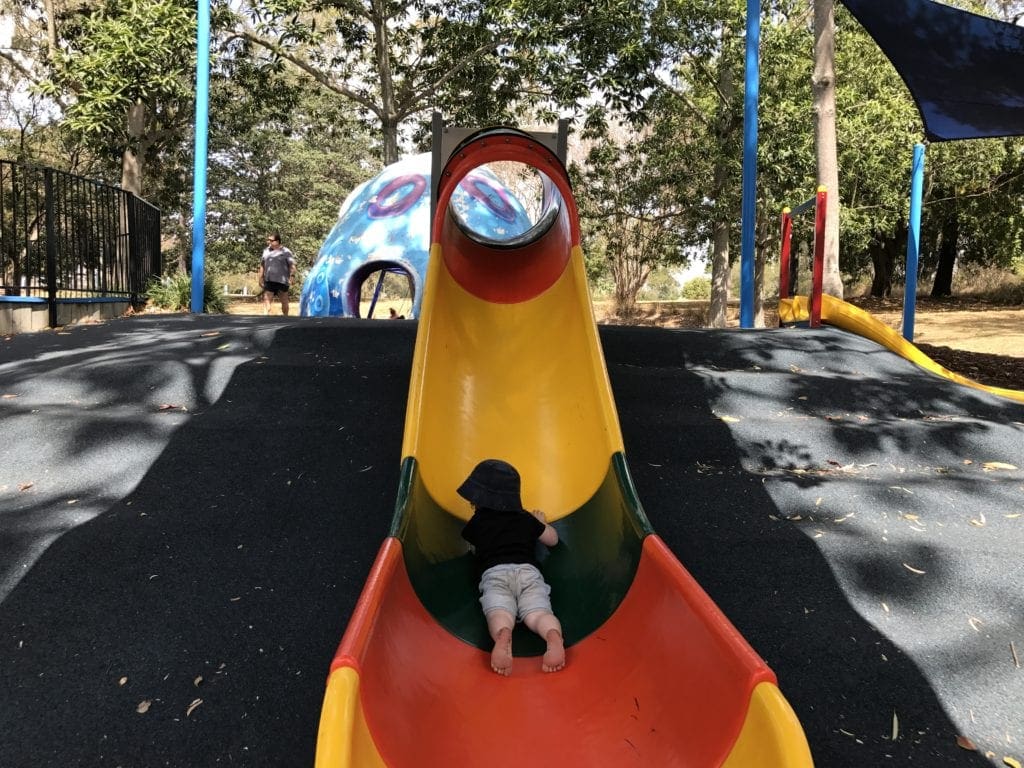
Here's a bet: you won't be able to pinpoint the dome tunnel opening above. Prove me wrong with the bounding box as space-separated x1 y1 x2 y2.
349 262 415 319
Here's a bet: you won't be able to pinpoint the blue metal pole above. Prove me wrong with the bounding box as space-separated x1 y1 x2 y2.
190 1 211 314
739 0 761 328
902 143 926 341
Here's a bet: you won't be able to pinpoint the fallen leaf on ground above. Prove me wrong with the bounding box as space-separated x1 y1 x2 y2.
1004 757 1022 768
968 617 983 632
200 331 220 337
902 563 926 575
18 482 33 492
194 675 203 686
186 698 203 716
983 462 1018 472
118 676 128 686
892 711 899 741
136 700 152 714
956 735 977 751
2 393 17 399
970 513 987 527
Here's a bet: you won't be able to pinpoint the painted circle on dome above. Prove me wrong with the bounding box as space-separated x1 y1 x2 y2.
460 174 518 223
367 175 427 218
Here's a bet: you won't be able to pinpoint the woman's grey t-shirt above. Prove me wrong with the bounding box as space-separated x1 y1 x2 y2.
261 246 295 284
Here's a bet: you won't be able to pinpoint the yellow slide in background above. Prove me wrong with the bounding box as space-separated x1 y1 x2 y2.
779 295 1024 404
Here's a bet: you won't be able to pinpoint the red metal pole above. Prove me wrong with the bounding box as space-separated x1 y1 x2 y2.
779 208 793 301
810 186 827 328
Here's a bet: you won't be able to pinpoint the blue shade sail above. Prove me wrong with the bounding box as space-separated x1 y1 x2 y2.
841 0 1024 141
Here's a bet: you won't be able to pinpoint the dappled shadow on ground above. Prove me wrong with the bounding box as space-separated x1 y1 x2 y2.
0 318 415 767
0 319 1018 766
601 324 1021 766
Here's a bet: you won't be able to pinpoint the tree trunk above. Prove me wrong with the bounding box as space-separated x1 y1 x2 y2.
177 212 189 274
371 0 400 164
753 218 772 327
931 208 959 297
868 240 891 298
120 101 146 196
753 246 765 328
708 26 735 329
709 219 730 328
868 226 904 298
382 116 400 165
812 0 843 299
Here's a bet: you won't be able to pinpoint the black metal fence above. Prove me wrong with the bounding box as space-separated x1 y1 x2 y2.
0 160 161 327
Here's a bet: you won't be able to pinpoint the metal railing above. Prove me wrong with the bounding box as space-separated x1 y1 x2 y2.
0 160 161 327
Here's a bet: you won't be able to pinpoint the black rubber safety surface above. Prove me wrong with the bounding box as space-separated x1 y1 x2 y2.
1 315 1021 767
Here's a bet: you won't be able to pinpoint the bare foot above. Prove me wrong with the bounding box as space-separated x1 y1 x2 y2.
542 629 565 672
491 627 513 676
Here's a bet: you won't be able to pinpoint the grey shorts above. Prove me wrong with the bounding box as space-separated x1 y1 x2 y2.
478 563 553 620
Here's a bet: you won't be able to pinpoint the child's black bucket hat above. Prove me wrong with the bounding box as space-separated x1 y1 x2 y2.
457 459 523 512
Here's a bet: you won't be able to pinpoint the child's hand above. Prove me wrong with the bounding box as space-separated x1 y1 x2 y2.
530 509 547 524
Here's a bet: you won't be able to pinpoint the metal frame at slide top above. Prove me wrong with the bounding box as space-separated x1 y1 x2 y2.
315 124 814 768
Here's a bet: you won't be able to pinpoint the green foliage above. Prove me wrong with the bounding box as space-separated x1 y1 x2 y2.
639 269 683 301
681 276 712 300
39 0 200 144
146 272 228 314
7 0 1023 307
199 76 376 277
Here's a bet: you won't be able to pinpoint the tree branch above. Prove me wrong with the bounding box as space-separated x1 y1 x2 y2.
235 29 382 117
395 37 507 119
0 49 70 110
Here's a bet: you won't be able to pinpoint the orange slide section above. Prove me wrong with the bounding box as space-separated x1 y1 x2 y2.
316 128 813 767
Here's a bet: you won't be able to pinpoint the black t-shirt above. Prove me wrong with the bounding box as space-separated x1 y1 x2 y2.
461 507 546 573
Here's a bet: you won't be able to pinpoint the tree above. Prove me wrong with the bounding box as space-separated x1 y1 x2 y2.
812 0 842 298
229 0 668 164
574 125 689 316
618 0 748 327
37 0 208 197
199 76 375 278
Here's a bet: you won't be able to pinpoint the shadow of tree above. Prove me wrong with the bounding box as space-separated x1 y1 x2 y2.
600 324 1016 766
0 317 414 767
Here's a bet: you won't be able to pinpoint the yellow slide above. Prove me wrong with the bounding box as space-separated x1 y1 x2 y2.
316 129 814 766
779 295 1024 404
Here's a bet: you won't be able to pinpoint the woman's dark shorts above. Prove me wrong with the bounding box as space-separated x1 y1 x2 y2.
263 280 289 295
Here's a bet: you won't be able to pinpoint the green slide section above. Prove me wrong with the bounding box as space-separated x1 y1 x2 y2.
389 455 654 655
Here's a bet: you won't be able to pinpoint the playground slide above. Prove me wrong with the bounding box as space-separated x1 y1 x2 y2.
779 295 1024 404
315 130 814 767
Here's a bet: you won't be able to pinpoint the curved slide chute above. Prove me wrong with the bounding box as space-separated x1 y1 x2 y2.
780 295 1024 404
316 129 814 767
